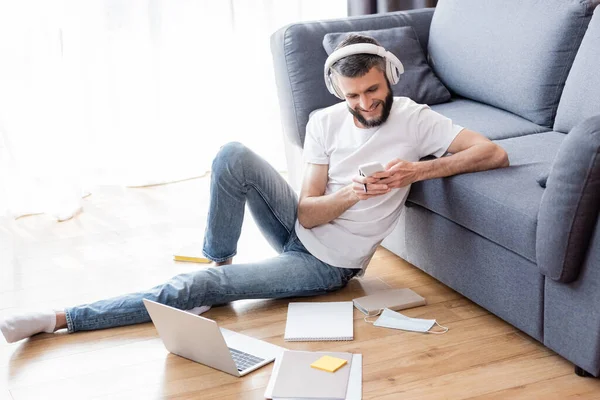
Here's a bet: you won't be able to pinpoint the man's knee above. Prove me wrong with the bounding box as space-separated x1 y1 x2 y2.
212 142 251 173
155 274 196 308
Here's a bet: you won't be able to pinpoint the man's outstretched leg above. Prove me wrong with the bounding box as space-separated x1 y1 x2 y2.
62 235 355 334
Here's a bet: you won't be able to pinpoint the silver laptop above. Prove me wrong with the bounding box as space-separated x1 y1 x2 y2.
143 299 284 377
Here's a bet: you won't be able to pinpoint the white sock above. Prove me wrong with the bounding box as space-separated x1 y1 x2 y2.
0 310 56 343
185 306 211 316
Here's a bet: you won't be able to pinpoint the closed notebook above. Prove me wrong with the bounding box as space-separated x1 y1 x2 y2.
173 244 210 263
353 288 426 316
271 351 353 400
265 353 362 400
284 302 354 341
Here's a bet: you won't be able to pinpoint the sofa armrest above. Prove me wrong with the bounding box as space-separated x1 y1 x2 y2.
270 8 435 148
543 217 600 376
537 115 600 283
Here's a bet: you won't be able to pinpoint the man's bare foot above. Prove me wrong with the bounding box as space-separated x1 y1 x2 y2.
213 258 233 267
55 311 67 331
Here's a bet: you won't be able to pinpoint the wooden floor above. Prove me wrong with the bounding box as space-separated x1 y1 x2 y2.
1 177 599 400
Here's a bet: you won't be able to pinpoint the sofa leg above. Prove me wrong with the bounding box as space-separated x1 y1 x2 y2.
574 365 593 377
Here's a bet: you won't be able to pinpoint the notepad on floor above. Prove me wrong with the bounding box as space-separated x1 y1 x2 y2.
173 244 211 263
284 301 354 342
353 288 426 316
265 352 362 400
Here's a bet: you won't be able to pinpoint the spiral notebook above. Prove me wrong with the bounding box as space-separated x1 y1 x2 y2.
284 301 354 342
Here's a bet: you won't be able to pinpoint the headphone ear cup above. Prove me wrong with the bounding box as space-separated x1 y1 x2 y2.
328 70 345 99
387 60 400 85
332 79 345 99
325 72 335 96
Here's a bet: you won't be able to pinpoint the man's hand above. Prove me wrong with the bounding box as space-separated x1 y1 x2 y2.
351 174 390 200
375 159 420 189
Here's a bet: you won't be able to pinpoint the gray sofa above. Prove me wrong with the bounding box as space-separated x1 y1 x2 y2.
271 0 600 377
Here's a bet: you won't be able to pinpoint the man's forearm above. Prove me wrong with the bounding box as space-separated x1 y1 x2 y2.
297 185 359 229
416 142 509 181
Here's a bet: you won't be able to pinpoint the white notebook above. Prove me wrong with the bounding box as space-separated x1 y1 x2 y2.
284 301 354 341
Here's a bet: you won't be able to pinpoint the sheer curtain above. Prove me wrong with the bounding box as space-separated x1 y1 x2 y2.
0 0 346 220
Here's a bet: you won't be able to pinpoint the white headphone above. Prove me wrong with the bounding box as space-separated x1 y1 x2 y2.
324 43 404 100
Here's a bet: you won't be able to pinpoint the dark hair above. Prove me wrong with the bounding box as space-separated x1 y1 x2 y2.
331 34 386 78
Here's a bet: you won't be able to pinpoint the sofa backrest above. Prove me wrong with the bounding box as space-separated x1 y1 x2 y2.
554 8 600 133
427 0 599 128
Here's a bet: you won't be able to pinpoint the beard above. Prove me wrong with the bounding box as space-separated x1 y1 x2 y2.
348 85 394 128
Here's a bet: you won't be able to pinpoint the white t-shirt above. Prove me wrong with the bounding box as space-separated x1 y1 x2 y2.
295 97 464 273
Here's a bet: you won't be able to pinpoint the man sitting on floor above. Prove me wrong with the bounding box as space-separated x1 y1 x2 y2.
1 34 508 343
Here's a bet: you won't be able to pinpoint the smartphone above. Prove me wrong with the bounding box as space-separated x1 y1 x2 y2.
359 162 386 177
358 162 385 192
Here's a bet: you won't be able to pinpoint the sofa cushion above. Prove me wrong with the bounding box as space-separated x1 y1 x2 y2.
430 97 547 140
554 8 600 133
323 26 451 105
428 0 598 127
407 132 565 262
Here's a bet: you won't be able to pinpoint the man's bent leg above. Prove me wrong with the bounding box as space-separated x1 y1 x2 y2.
203 142 298 262
65 250 356 333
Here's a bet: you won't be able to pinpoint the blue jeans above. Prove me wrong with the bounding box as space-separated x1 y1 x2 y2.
65 142 358 332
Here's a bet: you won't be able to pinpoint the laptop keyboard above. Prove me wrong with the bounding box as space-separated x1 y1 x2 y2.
228 347 265 372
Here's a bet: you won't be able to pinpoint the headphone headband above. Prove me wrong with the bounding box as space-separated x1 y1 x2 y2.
324 43 404 99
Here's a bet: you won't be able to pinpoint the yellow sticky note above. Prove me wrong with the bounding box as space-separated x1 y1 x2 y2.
310 355 348 373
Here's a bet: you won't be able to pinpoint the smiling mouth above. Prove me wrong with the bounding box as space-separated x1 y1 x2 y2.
358 102 381 113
